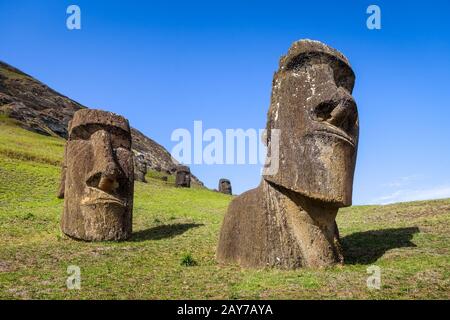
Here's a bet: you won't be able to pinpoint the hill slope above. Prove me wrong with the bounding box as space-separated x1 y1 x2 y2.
0 117 449 299
0 61 203 185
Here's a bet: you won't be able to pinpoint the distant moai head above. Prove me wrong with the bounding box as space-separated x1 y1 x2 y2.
218 179 232 195
61 109 134 241
263 40 359 207
175 165 191 188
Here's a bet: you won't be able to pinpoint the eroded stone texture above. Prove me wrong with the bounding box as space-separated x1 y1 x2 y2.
60 109 134 241
216 40 358 268
218 179 232 195
175 165 191 188
134 153 147 183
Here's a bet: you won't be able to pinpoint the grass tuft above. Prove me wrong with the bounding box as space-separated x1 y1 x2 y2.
180 253 197 267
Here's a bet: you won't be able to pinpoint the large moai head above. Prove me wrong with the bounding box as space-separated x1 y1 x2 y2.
61 109 134 241
175 165 191 188
263 40 359 207
218 179 232 195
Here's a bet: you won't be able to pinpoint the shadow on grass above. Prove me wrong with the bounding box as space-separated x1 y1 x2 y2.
342 227 420 265
131 223 204 241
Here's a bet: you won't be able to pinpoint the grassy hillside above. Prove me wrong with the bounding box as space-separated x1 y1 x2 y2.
0 115 449 299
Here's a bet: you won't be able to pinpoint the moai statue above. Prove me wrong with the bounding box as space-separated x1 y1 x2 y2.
134 153 147 183
217 40 359 268
175 165 191 188
60 109 134 241
218 179 232 195
56 147 67 199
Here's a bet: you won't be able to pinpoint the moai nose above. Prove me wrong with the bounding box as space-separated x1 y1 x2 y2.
327 96 356 129
86 130 121 193
98 164 120 193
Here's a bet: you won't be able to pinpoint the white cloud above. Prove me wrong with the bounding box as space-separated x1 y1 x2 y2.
371 185 450 205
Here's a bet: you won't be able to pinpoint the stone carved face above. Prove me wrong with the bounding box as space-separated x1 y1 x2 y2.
62 109 134 240
264 41 359 207
219 179 232 195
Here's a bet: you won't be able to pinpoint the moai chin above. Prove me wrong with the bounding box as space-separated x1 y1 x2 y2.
60 109 134 241
175 165 191 188
216 40 359 268
218 179 232 195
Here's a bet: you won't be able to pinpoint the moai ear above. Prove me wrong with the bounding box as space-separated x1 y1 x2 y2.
57 144 67 199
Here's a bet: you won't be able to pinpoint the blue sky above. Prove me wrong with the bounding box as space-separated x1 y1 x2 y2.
1 0 449 204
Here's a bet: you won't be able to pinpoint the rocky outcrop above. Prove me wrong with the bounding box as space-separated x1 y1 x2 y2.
0 61 203 186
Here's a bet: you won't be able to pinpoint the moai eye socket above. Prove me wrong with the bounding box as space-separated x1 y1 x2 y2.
69 125 93 140
69 124 131 149
332 60 355 93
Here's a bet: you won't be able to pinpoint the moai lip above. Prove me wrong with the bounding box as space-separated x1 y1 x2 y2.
217 40 359 269
60 109 134 241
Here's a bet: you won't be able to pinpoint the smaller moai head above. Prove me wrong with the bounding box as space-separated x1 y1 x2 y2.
263 40 359 207
175 165 191 188
218 179 232 195
61 109 134 241
134 154 147 182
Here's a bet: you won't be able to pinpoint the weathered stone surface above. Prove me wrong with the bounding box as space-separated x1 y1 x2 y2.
218 179 232 195
175 165 191 188
134 153 147 183
217 40 359 269
60 109 134 241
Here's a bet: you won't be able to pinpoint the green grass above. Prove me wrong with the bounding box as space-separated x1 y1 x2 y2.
0 115 449 299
